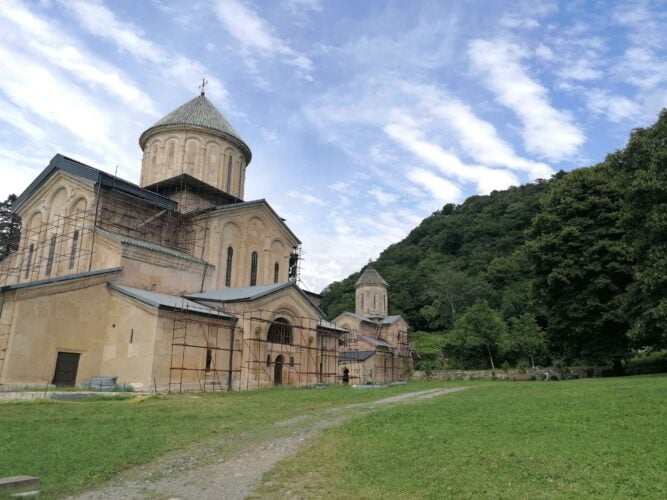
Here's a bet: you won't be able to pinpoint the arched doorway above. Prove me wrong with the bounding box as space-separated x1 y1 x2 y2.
274 355 284 385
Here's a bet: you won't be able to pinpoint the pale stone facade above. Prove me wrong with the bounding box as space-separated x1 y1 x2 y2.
0 92 345 391
335 267 412 385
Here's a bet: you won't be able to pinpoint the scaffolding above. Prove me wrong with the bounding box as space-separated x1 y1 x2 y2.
168 308 242 393
0 207 96 287
167 306 342 392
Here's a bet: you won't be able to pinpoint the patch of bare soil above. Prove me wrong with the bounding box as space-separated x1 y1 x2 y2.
69 387 465 500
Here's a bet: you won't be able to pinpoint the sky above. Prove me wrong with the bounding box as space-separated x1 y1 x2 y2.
0 0 666 292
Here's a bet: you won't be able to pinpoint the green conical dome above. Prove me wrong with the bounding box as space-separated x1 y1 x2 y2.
139 94 251 163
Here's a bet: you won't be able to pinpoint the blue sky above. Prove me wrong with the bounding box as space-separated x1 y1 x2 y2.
0 0 666 292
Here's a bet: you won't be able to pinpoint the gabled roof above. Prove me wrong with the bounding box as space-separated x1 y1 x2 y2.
0 267 122 292
13 154 177 213
191 198 301 245
381 315 402 325
187 282 290 302
339 350 375 363
318 319 348 333
109 284 233 319
139 94 251 164
359 335 394 349
186 282 325 317
354 267 388 288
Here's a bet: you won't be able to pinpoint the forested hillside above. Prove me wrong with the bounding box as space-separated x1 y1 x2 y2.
322 110 667 370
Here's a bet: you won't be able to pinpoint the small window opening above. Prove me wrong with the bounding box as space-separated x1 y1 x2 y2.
250 251 258 286
274 262 279 283
129 328 134 344
266 354 271 366
45 234 57 277
225 246 233 287
205 349 213 371
69 230 79 270
226 156 233 191
25 243 34 278
290 356 295 367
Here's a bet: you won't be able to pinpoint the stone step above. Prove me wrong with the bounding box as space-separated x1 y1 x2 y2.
0 476 40 491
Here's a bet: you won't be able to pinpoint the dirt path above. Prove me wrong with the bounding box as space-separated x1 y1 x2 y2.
70 387 465 500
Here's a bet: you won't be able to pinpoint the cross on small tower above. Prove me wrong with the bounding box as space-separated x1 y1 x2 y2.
199 77 208 96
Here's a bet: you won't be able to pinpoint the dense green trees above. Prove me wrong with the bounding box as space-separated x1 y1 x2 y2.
322 110 667 369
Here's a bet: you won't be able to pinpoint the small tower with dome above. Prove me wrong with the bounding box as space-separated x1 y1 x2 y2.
138 87 251 200
354 266 388 319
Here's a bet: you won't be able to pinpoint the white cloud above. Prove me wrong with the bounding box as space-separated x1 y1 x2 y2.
288 189 325 206
384 123 520 194
212 0 313 73
368 187 398 206
558 58 603 81
0 1 155 115
586 89 641 123
535 44 554 61
403 83 554 179
468 38 585 161
63 0 229 101
406 168 462 203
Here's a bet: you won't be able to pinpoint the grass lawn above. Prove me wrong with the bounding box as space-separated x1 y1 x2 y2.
0 380 465 498
258 375 667 499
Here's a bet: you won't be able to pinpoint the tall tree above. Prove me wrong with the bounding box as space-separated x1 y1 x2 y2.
0 194 21 261
500 313 546 368
615 110 667 351
527 165 633 367
444 301 506 369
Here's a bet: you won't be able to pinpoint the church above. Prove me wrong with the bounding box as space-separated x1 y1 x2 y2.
0 89 410 391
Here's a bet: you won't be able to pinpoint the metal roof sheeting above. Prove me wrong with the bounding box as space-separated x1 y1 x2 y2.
109 284 234 319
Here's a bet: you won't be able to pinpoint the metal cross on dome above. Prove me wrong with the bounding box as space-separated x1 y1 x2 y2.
199 78 208 95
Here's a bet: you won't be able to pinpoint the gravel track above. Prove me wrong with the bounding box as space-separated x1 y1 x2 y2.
70 387 466 500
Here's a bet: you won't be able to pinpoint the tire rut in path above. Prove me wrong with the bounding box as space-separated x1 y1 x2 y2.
70 387 466 500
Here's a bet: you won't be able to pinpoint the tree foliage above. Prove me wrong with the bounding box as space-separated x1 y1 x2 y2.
0 194 21 262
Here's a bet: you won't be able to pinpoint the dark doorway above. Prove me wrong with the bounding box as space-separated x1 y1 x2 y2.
274 354 284 385
52 352 80 386
342 367 350 384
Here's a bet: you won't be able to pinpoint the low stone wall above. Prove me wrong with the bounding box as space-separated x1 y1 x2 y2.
409 368 605 381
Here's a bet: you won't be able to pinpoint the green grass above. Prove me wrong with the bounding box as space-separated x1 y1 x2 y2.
0 380 465 498
258 375 667 499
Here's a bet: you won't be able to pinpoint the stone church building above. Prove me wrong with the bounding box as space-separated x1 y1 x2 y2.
0 90 409 391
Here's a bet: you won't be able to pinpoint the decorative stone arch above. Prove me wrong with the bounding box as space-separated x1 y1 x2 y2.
204 142 221 184
184 136 201 173
270 238 286 283
164 136 179 170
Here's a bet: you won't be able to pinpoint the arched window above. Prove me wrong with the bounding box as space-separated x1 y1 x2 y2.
225 246 233 287
45 234 57 277
25 243 34 278
226 156 233 191
69 230 79 270
250 251 258 286
205 349 212 371
268 317 293 345
274 262 279 283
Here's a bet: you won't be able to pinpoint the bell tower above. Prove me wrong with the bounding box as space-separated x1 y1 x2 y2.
354 266 388 319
